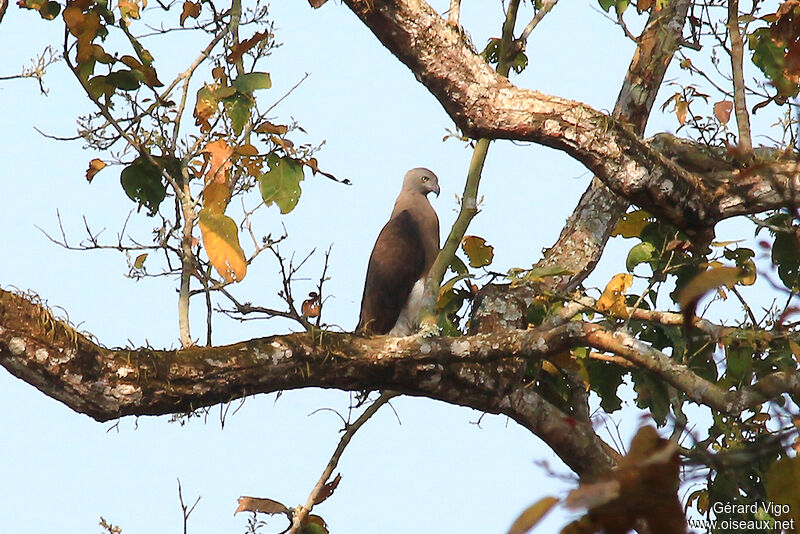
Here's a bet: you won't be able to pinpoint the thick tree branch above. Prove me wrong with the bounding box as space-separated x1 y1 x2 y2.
0 288 615 477
5 288 799 476
340 0 799 242
472 0 693 332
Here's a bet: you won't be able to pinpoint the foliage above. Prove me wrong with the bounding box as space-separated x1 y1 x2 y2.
16 0 340 346
6 0 800 532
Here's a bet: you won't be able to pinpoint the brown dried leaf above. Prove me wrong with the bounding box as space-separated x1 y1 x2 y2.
86 158 106 182
308 0 328 7
234 496 289 515
566 427 685 534
226 31 272 65
313 473 341 505
713 100 733 123
255 120 288 135
203 138 233 184
179 0 200 26
675 99 688 125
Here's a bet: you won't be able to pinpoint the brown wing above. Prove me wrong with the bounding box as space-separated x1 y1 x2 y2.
357 210 426 334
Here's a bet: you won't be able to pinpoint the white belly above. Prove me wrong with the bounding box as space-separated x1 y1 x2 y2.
389 279 426 336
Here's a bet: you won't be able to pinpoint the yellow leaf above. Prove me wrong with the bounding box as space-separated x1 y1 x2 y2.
678 266 741 311
461 235 494 268
133 253 147 269
596 273 633 317
198 209 247 283
611 209 651 238
203 182 231 214
508 496 559 534
85 158 106 182
675 99 688 125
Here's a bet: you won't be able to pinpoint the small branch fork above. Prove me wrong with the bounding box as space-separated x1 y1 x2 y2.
290 392 397 532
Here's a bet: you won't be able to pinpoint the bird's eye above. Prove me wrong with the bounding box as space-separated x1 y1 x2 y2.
421 176 429 182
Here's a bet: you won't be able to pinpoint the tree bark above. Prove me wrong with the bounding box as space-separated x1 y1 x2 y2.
4 288 798 475
341 0 800 243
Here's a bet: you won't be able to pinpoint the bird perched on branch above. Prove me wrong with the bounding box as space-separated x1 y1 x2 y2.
357 168 440 335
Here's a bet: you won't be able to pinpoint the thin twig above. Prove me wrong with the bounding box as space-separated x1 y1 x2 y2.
519 0 559 43
290 392 398 533
727 0 753 152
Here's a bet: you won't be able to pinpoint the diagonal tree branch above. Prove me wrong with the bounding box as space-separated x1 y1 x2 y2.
339 0 799 244
4 288 799 476
471 0 694 332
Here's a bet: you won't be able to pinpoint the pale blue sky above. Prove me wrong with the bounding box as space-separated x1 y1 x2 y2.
0 1 780 532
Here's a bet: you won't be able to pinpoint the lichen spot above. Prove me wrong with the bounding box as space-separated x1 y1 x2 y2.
543 119 561 135
116 366 136 378
8 337 26 356
270 341 292 365
34 348 49 362
451 340 470 358
420 343 432 354
112 384 138 398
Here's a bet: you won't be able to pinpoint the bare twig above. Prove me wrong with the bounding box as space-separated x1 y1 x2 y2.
290 392 398 533
727 0 753 152
519 0 559 44
177 479 201 534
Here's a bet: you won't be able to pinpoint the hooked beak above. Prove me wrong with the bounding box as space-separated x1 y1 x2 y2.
432 183 440 197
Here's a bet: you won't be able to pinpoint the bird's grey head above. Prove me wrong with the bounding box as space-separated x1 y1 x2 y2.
402 167 440 197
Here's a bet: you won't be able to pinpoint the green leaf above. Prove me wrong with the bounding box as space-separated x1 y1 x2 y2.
87 75 114 100
772 230 800 289
107 69 142 91
625 241 656 272
232 72 272 93
120 156 167 216
765 457 800 529
614 0 629 15
749 27 798 98
258 154 304 214
39 1 61 19
511 51 528 74
480 38 501 65
598 0 615 12
631 369 670 425
724 342 755 383
584 359 624 413
448 254 469 275
223 93 254 136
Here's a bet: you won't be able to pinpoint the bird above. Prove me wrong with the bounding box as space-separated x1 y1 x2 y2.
357 167 440 335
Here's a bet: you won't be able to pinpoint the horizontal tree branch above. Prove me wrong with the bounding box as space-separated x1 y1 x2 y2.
0 288 615 477
4 288 799 475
